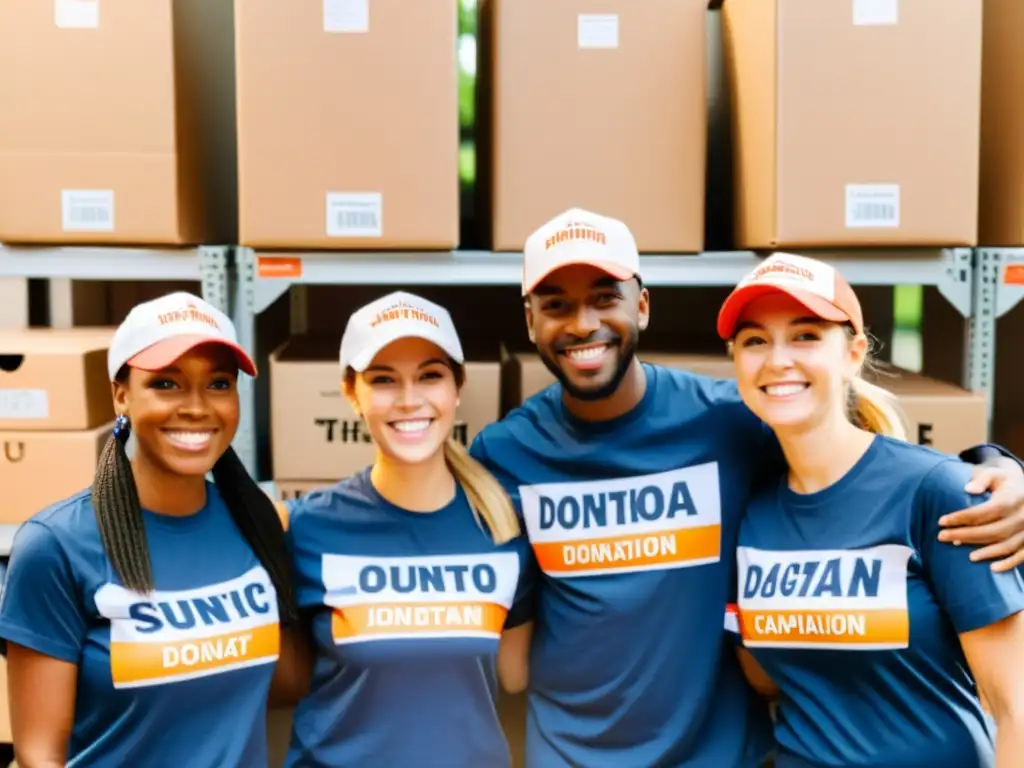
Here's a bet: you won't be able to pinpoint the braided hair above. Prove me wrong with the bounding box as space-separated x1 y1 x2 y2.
90 366 299 627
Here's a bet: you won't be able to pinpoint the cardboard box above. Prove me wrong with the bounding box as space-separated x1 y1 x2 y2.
722 0 982 248
235 0 459 249
978 0 1024 245
501 352 986 455
0 329 114 430
270 336 501 481
2 422 111 524
0 0 235 245
478 0 707 252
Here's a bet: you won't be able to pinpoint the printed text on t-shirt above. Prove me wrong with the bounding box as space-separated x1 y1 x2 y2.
518 463 722 577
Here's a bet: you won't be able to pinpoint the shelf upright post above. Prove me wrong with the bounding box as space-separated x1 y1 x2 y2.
230 246 260 478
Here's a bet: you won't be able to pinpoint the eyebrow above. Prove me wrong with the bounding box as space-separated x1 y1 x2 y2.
155 365 236 374
734 316 827 333
532 276 624 296
364 358 450 373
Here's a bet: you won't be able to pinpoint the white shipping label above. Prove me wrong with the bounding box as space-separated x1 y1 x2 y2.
578 14 619 49
324 0 369 33
61 190 115 232
0 390 50 421
326 193 383 237
55 0 100 29
845 184 900 229
853 0 898 26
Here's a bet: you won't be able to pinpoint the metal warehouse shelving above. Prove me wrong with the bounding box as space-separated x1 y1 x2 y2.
0 244 233 313
970 248 1024 426
225 245 976 477
0 244 232 556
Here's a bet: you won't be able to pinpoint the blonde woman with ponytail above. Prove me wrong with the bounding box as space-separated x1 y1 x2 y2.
275 291 535 768
716 253 1024 768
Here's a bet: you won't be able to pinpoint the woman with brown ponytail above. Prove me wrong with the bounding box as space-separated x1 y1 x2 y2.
277 291 536 768
718 254 1024 768
0 292 298 768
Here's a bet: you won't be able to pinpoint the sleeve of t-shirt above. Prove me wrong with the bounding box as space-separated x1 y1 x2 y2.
505 539 539 629
958 442 1024 472
917 460 1024 634
0 521 88 663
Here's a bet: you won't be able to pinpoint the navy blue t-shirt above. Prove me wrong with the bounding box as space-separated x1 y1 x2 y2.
0 485 280 768
470 363 776 767
733 435 1024 768
283 468 536 767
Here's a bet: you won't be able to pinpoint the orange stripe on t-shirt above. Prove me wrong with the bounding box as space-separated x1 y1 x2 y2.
110 622 280 686
532 524 721 573
331 601 508 641
740 608 909 647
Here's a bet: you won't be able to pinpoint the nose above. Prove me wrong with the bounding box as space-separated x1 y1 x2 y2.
178 387 209 418
566 305 602 338
767 340 795 370
396 380 425 409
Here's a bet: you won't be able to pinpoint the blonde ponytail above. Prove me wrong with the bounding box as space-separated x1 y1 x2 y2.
849 376 908 440
443 438 521 545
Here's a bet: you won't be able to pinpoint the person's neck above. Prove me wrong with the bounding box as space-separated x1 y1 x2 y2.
776 414 877 495
131 456 208 517
370 450 456 513
562 357 647 422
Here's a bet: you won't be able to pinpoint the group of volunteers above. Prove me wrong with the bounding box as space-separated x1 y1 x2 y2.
1 207 1024 768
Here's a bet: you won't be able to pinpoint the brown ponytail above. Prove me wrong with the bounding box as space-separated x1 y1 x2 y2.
848 376 908 440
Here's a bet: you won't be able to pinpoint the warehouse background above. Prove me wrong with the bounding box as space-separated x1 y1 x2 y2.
0 1 1023 765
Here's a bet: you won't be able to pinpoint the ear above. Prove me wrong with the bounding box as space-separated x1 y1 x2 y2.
637 286 651 332
341 375 362 416
847 332 869 377
524 298 536 344
111 378 130 416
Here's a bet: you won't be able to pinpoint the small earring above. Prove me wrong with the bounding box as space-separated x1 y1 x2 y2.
113 413 130 437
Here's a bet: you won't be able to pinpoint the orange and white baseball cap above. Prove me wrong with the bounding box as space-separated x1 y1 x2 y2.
522 207 641 295
716 253 864 339
107 292 257 380
339 291 464 372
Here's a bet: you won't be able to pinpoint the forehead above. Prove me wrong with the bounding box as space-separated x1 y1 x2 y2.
367 336 448 368
130 344 238 380
532 263 625 295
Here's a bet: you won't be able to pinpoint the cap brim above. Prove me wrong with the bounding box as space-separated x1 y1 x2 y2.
346 330 465 373
524 259 635 295
717 284 852 339
127 335 258 377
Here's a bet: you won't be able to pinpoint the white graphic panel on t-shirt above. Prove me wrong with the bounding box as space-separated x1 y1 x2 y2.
322 552 520 645
737 545 912 650
94 566 280 689
518 463 722 577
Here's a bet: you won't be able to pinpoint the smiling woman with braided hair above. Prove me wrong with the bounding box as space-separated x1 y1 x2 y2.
0 292 298 768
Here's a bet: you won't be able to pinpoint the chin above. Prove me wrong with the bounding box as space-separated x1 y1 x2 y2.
380 442 446 465
165 458 220 477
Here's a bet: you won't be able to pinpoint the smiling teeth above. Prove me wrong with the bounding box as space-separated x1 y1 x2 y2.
765 384 807 397
566 346 606 361
166 431 212 445
392 419 431 433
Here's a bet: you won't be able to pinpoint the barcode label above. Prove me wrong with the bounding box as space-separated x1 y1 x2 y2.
578 14 619 49
853 0 898 26
55 0 99 29
0 390 49 421
845 184 900 228
62 190 115 232
326 193 382 237
324 0 369 33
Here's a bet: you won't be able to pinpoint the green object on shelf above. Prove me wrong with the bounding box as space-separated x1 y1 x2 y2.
894 284 923 330
459 142 475 187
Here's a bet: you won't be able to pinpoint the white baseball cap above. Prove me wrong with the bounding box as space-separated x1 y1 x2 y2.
107 292 257 380
339 291 465 372
522 207 641 295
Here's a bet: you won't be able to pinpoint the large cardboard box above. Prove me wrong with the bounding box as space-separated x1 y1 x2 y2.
978 0 1024 245
235 0 459 250
2 422 111 524
478 0 707 252
269 336 501 481
722 0 982 248
502 352 987 455
0 329 114 431
0 0 235 245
